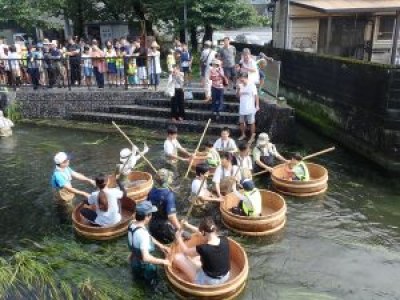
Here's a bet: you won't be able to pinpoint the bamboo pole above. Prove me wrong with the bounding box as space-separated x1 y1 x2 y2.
112 121 158 174
303 147 335 161
184 119 211 178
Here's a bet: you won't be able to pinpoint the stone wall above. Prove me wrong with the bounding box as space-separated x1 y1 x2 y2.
16 89 164 119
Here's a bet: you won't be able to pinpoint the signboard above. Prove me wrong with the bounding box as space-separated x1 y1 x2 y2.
263 60 281 98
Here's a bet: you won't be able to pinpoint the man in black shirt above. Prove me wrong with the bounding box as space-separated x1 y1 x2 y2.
65 37 81 86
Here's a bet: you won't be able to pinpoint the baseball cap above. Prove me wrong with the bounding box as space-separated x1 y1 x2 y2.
241 179 255 191
54 152 69 164
136 201 158 215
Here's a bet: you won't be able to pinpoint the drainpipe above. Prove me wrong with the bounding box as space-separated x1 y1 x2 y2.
325 15 332 54
390 10 400 65
284 0 290 49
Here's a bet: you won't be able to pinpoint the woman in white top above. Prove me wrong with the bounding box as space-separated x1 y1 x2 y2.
81 174 123 227
191 163 223 204
212 152 241 197
148 41 162 87
200 41 217 101
167 65 185 122
213 127 238 153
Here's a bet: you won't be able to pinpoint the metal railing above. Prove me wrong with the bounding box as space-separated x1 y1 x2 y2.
0 55 159 91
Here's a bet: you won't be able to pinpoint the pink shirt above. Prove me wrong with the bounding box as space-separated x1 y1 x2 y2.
209 67 224 89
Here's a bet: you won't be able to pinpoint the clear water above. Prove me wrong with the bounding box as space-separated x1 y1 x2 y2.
1 124 399 299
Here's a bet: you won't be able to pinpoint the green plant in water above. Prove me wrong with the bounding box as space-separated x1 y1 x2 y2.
5 101 22 122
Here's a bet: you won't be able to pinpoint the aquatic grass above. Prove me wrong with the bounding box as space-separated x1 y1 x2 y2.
0 235 144 299
5 101 22 122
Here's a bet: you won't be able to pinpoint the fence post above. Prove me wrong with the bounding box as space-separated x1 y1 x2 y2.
124 55 128 90
66 57 71 91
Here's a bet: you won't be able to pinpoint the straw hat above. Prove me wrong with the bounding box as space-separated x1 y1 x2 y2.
151 41 160 49
256 133 270 146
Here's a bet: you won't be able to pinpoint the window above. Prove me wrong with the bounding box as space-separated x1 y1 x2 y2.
378 16 395 40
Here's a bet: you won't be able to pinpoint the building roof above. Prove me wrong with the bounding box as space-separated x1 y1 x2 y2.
291 0 400 13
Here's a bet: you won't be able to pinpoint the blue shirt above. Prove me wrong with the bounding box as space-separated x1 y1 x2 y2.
51 167 73 189
147 187 176 218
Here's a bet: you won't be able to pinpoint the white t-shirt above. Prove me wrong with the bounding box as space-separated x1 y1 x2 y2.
191 178 209 197
8 52 21 70
238 82 258 115
241 58 259 85
213 138 237 152
164 139 183 158
88 188 123 226
235 155 253 170
212 165 241 184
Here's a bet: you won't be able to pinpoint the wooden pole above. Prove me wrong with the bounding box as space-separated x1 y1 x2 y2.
184 119 211 178
252 169 271 178
184 176 208 220
302 147 335 161
391 10 400 65
112 121 158 174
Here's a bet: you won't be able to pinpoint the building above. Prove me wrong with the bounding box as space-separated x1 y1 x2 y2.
249 0 271 16
272 0 400 64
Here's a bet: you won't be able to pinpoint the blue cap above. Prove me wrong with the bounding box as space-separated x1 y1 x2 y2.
136 201 158 215
241 180 255 191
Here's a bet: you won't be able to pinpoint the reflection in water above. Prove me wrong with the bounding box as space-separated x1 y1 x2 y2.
0 124 399 299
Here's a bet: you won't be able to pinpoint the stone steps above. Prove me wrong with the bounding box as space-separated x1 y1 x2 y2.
69 112 240 135
134 98 239 112
106 105 239 123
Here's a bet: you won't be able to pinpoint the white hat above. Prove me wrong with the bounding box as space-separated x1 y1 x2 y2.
257 133 270 146
54 152 68 164
120 148 132 163
211 59 221 66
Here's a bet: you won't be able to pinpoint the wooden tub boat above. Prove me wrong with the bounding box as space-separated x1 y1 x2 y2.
271 163 328 197
72 196 135 241
190 153 217 175
109 171 153 203
165 233 249 300
220 190 287 236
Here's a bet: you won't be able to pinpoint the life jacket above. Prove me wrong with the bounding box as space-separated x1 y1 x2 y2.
293 161 310 181
241 188 260 216
207 148 221 167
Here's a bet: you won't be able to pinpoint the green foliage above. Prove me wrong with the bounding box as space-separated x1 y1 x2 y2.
5 101 22 122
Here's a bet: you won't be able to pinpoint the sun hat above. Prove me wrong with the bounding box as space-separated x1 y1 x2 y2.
54 152 69 164
136 200 158 215
211 58 221 66
151 41 160 48
256 133 270 146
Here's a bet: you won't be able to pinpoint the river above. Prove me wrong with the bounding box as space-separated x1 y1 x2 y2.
0 124 399 299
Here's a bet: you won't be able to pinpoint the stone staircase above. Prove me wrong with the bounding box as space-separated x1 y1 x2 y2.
70 86 241 135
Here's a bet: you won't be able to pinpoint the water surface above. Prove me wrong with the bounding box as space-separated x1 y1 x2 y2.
0 124 399 299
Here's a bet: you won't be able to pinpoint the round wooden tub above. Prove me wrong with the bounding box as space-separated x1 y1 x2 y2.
72 196 135 241
109 171 153 203
271 163 328 197
190 153 216 175
165 233 249 300
220 190 287 236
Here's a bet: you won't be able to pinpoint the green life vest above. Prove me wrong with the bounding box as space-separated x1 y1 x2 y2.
293 161 310 181
241 188 259 216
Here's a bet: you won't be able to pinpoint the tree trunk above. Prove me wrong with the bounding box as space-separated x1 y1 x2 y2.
203 24 213 42
190 27 198 52
179 29 185 43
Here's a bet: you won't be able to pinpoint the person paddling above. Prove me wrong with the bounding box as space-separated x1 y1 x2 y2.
284 153 310 181
80 174 124 226
253 133 288 173
116 143 149 185
51 151 95 202
148 169 182 244
173 217 231 285
212 152 241 197
191 163 223 205
0 110 14 137
231 179 262 217
128 201 170 286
